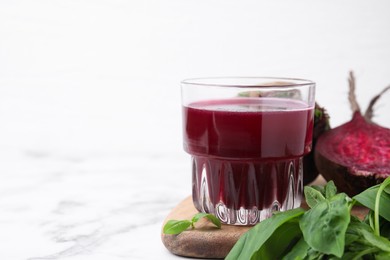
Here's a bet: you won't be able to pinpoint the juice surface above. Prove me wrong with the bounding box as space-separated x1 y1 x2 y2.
183 97 314 160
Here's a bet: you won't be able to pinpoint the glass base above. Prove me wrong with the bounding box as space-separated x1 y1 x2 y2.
192 156 303 225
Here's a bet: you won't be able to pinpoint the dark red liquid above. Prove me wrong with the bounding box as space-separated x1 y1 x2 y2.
182 98 314 222
183 98 313 159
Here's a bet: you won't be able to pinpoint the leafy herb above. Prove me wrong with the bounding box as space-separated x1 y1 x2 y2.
191 212 221 229
325 180 338 199
315 108 323 118
225 208 304 260
304 185 325 208
163 220 192 235
353 180 390 223
226 176 390 259
163 212 221 235
374 178 390 236
300 193 350 257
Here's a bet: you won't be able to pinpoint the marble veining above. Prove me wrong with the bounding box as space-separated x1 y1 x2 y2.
0 150 190 260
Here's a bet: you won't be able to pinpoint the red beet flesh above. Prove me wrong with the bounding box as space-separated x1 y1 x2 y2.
315 73 390 196
317 112 390 177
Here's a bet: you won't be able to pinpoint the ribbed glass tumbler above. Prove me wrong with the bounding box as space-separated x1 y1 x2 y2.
181 77 315 225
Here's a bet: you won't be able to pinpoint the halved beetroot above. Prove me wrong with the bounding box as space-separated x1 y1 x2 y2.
315 72 390 196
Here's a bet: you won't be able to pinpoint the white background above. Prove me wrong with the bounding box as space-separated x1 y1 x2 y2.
1 0 390 155
0 1 389 259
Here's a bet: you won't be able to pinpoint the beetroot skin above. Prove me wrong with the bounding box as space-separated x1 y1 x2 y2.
303 103 330 185
315 72 390 196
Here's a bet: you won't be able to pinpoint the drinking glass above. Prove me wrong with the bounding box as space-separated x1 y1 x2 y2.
181 77 315 225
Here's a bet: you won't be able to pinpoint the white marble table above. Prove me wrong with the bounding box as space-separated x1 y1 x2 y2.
0 145 193 260
0 146 194 260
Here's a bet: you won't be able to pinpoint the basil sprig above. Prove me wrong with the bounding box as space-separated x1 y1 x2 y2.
163 212 221 235
227 178 390 259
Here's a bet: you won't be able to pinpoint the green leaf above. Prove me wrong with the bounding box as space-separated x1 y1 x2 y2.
342 248 378 260
380 218 390 240
310 185 325 195
363 210 375 230
282 237 310 260
163 220 192 235
306 248 324 259
374 177 390 236
299 193 351 258
348 218 390 252
163 212 221 235
343 217 390 259
345 216 364 246
252 219 302 259
304 186 325 208
315 108 323 118
359 228 390 252
325 181 337 199
353 181 390 223
226 208 305 260
376 252 390 260
191 212 221 229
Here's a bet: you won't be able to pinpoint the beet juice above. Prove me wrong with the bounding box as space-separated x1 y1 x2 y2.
183 97 314 225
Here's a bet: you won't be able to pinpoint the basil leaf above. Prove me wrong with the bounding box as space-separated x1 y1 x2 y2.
376 252 390 260
342 249 378 260
344 215 390 258
306 248 325 259
380 218 390 240
345 216 364 246
359 228 390 252
354 183 390 222
325 180 337 199
299 193 351 258
191 212 221 229
304 186 325 208
252 219 302 259
163 220 192 235
310 185 325 195
363 210 375 230
374 177 390 236
348 218 390 252
226 208 305 260
282 237 310 260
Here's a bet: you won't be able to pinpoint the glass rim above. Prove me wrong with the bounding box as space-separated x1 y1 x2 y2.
181 76 315 88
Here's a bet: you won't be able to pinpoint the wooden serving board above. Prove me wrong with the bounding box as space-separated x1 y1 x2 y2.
161 177 369 259
161 196 251 259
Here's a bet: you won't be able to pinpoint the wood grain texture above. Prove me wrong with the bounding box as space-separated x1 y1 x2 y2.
161 196 251 259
